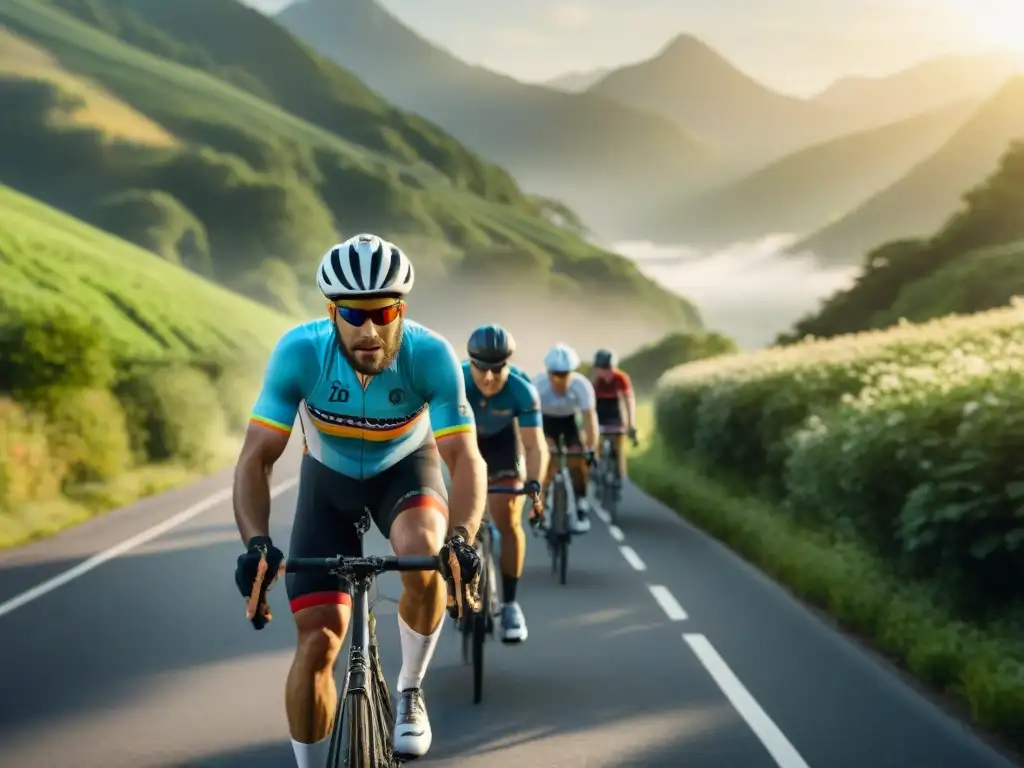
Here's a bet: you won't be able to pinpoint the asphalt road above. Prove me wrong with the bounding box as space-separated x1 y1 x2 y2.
0 446 1019 767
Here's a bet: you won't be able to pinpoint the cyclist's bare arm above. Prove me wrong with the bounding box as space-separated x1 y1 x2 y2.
233 423 290 543
437 432 487 542
621 390 637 431
520 425 549 484
580 408 599 451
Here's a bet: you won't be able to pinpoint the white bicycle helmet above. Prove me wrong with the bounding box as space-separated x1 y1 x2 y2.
544 343 579 373
317 233 415 299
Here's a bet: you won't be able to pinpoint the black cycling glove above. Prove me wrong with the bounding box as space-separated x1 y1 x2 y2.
628 427 640 447
523 479 545 529
235 535 285 630
439 527 481 620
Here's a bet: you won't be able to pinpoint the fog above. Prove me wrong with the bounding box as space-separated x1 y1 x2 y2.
403 275 683 374
610 235 861 350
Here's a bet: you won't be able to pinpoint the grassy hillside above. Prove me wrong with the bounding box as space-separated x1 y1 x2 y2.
0 0 702 340
812 51 1019 130
0 181 291 547
644 100 974 246
791 75 1024 264
586 34 850 167
782 137 1024 342
274 0 717 239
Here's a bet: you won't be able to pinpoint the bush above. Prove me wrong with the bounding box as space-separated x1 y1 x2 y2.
655 302 1024 603
39 387 133 487
115 363 229 469
0 397 60 511
0 305 116 397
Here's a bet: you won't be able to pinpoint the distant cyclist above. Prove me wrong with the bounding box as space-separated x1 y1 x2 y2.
463 324 549 643
232 233 487 766
532 343 597 532
590 348 639 483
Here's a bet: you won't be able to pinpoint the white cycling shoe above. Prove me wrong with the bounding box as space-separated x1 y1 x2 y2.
500 601 529 643
569 498 592 533
393 687 431 759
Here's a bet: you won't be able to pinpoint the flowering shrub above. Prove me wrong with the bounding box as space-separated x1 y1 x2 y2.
654 299 1024 601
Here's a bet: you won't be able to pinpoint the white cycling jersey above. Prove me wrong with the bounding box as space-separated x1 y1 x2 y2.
531 372 594 417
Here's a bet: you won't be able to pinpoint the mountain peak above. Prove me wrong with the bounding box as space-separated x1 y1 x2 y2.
655 33 725 65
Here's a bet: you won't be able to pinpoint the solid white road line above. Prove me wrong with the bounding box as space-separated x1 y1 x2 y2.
608 525 625 541
684 633 810 768
619 545 647 572
0 478 299 620
647 584 688 621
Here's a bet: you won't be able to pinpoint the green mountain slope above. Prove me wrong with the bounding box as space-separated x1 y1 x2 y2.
0 0 702 341
586 34 851 167
274 0 716 239
644 99 975 246
791 75 1024 264
812 51 1020 130
781 137 1024 342
542 67 612 93
0 181 290 360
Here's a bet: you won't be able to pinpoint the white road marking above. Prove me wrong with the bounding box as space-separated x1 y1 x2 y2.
608 525 624 541
0 478 299 620
647 584 688 621
684 633 810 768
594 506 611 524
619 545 647 571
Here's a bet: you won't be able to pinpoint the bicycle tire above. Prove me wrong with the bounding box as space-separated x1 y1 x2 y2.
370 628 397 763
552 480 568 582
471 533 489 705
336 691 372 767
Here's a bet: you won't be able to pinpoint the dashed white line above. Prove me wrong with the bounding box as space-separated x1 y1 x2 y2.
618 545 647 571
0 478 299 620
608 525 624 541
647 584 688 621
593 506 611 524
684 633 810 768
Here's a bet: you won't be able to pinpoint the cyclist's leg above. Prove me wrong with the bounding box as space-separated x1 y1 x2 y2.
611 432 627 480
563 419 592 530
540 418 561 500
371 443 449 758
482 425 529 641
284 454 364 767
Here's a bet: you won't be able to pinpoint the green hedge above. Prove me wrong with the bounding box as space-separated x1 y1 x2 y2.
653 301 1024 605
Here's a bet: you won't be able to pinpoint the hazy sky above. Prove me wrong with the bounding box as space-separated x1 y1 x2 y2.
244 0 1024 95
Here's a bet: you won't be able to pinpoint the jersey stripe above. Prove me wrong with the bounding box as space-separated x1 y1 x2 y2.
435 423 474 440
250 414 292 434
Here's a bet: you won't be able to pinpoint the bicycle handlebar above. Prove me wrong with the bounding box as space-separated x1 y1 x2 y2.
486 486 532 495
285 554 441 575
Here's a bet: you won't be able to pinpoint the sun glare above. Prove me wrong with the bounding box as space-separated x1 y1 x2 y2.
956 0 1024 51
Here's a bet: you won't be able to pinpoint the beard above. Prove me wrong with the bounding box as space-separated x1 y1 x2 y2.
339 322 404 375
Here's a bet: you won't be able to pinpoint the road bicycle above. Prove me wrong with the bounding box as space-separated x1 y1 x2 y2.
595 428 625 526
458 485 541 705
283 514 441 767
545 435 591 586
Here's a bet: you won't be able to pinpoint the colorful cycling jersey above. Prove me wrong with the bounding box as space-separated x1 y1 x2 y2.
592 368 633 400
250 318 474 479
531 371 595 417
462 361 543 437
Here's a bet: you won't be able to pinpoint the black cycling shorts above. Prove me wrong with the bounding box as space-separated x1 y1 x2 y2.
542 414 581 449
595 398 624 429
478 423 524 483
285 443 448 613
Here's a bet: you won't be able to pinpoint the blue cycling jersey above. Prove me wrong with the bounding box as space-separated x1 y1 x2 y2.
461 361 543 437
250 318 475 478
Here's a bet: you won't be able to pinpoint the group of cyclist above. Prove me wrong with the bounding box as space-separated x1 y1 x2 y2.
231 234 638 767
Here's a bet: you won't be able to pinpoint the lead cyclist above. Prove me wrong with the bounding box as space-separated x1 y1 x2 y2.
231 233 487 766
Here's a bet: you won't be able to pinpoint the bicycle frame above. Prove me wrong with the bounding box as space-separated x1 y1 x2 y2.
285 515 441 766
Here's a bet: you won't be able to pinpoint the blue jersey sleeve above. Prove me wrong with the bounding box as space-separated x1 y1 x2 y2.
513 377 543 429
414 334 475 440
250 325 316 435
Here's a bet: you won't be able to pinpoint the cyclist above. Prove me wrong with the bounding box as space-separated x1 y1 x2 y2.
232 233 487 767
463 324 549 644
590 348 639 484
532 343 598 533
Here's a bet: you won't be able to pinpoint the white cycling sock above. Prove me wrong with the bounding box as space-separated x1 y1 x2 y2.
396 612 442 692
291 735 330 768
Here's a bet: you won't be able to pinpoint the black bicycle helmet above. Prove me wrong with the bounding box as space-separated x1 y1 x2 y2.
593 348 616 368
467 324 516 364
